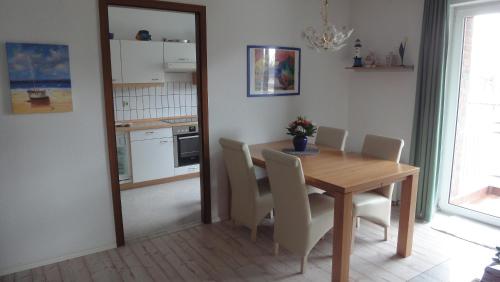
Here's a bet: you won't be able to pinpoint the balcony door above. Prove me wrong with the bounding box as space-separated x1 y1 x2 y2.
440 1 500 226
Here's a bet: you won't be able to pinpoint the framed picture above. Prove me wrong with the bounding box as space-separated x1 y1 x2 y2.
6 42 73 114
247 45 301 97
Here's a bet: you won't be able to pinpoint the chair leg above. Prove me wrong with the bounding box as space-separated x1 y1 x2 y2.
251 226 258 242
384 226 390 241
273 242 279 256
300 255 308 274
351 217 357 253
356 217 361 229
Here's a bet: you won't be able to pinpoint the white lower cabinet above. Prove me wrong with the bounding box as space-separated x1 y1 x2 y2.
131 136 174 183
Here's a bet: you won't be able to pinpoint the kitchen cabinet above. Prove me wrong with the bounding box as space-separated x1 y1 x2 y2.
131 128 174 183
110 40 123 83
164 42 196 63
121 40 165 83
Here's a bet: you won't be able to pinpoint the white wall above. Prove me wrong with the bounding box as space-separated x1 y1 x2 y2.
347 0 425 163
0 0 352 275
203 0 352 219
0 0 116 275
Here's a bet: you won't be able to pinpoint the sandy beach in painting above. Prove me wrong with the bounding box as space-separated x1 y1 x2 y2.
11 88 73 114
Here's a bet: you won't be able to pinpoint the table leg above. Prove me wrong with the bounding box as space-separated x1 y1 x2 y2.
332 192 353 282
397 173 419 257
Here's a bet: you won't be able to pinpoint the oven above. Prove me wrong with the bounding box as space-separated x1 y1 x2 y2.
173 125 200 167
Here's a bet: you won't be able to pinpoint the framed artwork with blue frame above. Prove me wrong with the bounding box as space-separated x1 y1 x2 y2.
247 45 301 97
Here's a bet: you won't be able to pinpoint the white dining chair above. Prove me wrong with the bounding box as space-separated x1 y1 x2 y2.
315 126 348 151
352 134 404 245
309 126 348 194
262 149 334 274
219 138 274 242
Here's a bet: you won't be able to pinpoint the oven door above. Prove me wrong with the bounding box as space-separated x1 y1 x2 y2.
176 133 200 167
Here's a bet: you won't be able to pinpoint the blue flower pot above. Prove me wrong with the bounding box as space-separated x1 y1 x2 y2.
293 135 308 152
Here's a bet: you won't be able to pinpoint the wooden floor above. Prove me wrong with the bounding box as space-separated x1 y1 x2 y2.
1 209 495 282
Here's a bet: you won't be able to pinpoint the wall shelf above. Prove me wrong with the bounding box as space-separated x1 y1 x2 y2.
345 65 415 72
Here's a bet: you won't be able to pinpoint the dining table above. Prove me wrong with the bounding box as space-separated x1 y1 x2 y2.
249 140 420 282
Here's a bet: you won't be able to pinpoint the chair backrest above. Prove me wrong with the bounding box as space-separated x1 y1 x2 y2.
362 134 404 198
262 149 311 235
315 126 348 151
219 138 259 223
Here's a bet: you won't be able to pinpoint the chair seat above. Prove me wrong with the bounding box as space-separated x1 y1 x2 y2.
353 192 391 226
353 192 389 207
307 185 324 194
309 193 335 219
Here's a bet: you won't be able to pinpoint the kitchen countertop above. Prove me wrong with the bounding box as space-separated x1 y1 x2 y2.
115 117 198 132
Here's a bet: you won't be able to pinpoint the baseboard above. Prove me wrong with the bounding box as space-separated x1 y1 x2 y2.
0 242 116 277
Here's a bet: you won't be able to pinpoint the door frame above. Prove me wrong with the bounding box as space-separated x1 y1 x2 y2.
98 0 211 246
439 0 500 226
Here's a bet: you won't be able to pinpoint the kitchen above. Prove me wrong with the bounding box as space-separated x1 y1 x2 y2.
108 6 201 240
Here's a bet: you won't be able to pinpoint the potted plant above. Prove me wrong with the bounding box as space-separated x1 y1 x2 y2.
286 116 317 152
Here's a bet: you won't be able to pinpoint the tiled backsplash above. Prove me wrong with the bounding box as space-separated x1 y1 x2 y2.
113 81 197 121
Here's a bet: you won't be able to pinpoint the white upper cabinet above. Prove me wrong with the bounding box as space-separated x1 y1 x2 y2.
164 42 196 63
121 40 165 83
110 40 123 83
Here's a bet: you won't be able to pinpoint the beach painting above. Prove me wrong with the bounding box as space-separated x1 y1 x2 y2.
6 42 73 114
247 45 300 97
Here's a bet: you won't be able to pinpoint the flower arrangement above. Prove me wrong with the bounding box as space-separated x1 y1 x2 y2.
286 116 317 152
286 116 317 137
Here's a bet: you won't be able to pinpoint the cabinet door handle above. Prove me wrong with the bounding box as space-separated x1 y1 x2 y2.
152 78 159 81
145 131 155 134
160 140 170 144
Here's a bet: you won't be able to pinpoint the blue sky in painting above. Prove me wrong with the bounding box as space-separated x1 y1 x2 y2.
6 43 71 81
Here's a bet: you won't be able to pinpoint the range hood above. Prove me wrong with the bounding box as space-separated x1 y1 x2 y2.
164 62 196 73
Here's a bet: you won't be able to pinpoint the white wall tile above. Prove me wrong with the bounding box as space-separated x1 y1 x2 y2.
113 81 197 121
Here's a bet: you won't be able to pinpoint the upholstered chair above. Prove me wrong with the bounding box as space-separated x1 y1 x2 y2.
219 138 274 242
262 149 334 274
315 126 348 151
353 134 404 245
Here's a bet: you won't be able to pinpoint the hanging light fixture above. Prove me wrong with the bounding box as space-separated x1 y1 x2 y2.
303 0 353 52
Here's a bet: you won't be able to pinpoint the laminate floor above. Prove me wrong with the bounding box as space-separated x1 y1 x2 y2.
1 208 496 281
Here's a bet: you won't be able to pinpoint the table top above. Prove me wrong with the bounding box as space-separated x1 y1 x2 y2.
249 140 420 195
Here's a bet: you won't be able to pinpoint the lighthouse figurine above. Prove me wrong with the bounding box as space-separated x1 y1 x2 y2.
353 39 363 67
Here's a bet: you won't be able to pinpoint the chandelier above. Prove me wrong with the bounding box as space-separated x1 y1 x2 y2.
303 0 353 52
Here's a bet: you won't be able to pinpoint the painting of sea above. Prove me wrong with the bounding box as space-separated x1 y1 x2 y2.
6 42 73 114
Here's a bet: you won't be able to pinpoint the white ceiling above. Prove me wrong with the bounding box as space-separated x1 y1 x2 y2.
108 6 196 42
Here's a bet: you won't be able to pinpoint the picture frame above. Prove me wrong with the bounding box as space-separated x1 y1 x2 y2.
6 42 73 114
247 45 301 97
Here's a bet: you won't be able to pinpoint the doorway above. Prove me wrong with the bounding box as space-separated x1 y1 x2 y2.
98 0 211 246
440 1 500 227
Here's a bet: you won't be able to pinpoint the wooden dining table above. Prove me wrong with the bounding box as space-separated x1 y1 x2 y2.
249 140 420 282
